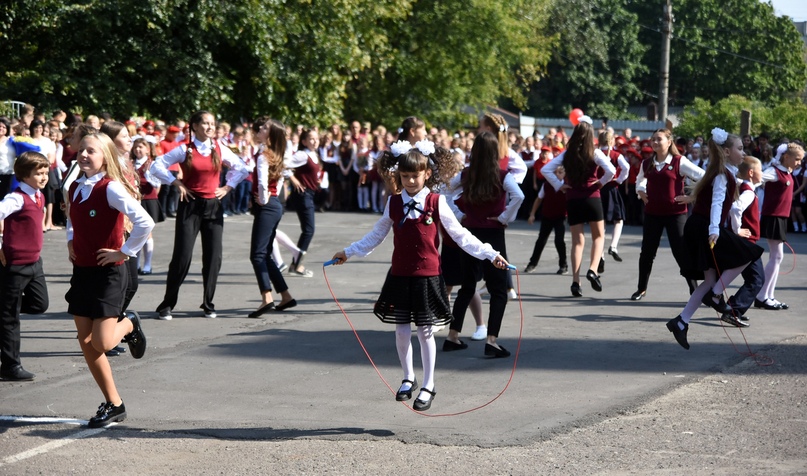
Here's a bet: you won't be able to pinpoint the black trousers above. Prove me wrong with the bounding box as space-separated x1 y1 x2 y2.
250 197 288 293
528 217 567 268
637 213 688 291
450 227 508 337
0 258 48 371
290 188 316 252
157 197 223 313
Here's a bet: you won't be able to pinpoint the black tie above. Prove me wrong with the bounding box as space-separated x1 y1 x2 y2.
399 199 421 227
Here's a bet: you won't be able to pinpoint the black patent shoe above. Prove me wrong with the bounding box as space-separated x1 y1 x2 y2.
586 269 602 292
484 343 511 358
122 311 147 359
571 282 582 297
701 290 731 313
88 401 127 428
630 290 646 301
720 312 750 328
608 247 623 262
666 316 690 350
442 339 468 351
413 388 436 411
597 257 605 274
395 378 418 401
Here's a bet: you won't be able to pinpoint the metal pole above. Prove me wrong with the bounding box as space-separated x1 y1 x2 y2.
659 0 672 122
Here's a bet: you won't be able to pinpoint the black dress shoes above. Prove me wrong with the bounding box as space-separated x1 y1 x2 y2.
442 339 468 351
0 365 35 381
557 265 569 275
524 263 536 273
586 269 602 292
484 343 511 358
395 378 418 401
630 290 646 301
413 388 436 411
123 311 147 359
571 282 583 297
275 299 298 312
666 315 690 350
720 312 750 328
608 247 623 262
88 401 127 428
248 302 275 318
701 290 732 313
597 257 605 274
754 298 781 310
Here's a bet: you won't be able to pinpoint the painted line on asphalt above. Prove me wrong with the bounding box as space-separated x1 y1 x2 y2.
0 415 115 467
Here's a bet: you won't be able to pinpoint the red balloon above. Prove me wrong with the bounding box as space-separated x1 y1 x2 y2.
569 108 584 126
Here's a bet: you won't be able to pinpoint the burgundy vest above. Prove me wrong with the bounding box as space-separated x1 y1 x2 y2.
180 141 222 199
739 182 760 243
388 193 442 277
692 169 736 226
69 178 125 267
251 149 279 198
138 160 159 200
541 182 567 220
643 155 687 216
294 150 320 191
564 159 601 200
597 150 622 183
761 167 793 218
3 189 44 265
454 170 508 229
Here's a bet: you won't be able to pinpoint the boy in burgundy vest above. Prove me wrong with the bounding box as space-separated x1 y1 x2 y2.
0 152 51 381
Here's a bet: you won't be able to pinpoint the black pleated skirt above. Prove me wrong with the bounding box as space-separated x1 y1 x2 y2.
681 213 764 280
374 271 452 326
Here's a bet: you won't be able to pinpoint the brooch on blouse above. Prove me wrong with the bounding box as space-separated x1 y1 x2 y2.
425 212 433 225
89 209 97 217
667 165 673 171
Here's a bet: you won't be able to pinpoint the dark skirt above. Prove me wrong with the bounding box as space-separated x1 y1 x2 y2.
141 198 165 223
760 215 787 242
373 272 452 326
566 197 604 226
600 184 626 222
681 213 764 280
66 264 128 318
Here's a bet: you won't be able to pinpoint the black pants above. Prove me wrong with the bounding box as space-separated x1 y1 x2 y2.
158 170 180 216
0 258 48 372
451 227 508 337
637 213 688 292
528 217 567 268
157 197 223 313
290 188 316 252
250 197 288 293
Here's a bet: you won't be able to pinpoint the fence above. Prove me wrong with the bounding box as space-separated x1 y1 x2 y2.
1 101 27 119
518 114 666 140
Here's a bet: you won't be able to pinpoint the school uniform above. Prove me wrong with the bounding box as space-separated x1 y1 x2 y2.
286 149 321 253
0 184 48 376
150 137 248 314
542 150 615 225
448 170 524 338
528 183 567 269
499 149 528 184
759 164 793 241
136 157 165 223
598 149 630 222
728 181 764 315
634 154 704 292
65 173 154 318
344 187 501 326
249 145 289 295
681 168 763 281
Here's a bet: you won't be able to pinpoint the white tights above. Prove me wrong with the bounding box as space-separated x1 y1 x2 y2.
271 229 301 266
757 239 784 301
395 324 435 395
680 262 747 323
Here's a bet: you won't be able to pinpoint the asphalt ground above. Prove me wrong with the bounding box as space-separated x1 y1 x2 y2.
1 209 805 474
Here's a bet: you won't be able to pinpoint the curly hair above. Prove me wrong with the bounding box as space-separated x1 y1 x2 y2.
378 144 457 195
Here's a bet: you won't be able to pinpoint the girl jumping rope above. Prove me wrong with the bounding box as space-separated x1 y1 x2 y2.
330 139 509 411
66 132 154 426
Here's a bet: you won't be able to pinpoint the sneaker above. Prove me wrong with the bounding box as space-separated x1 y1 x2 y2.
157 308 173 321
204 310 217 319
278 262 289 273
524 263 536 273
508 288 518 300
470 326 488 341
87 401 127 428
289 268 314 278
556 265 568 275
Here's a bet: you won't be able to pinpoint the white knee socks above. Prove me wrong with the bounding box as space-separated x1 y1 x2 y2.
757 240 784 301
143 238 154 272
610 221 623 250
394 324 436 397
681 270 716 323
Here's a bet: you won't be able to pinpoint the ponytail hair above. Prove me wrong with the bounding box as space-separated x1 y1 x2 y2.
481 113 510 159
186 110 220 172
692 132 740 204
397 116 425 142
598 130 614 150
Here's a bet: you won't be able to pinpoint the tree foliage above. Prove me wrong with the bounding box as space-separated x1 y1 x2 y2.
525 0 648 120
0 0 554 127
675 95 807 141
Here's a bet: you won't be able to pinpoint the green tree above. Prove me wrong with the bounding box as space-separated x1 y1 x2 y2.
628 0 807 107
525 0 649 120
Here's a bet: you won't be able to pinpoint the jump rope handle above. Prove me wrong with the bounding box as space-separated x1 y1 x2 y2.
323 258 339 267
506 264 517 271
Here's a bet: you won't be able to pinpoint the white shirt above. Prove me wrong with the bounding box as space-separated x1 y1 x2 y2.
150 138 249 189
761 163 789 183
635 153 704 194
134 157 162 188
600 149 630 184
542 149 616 192
708 172 729 237
729 180 758 234
0 182 40 220
446 172 525 225
505 149 528 184
344 186 500 262
0 137 15 175
252 144 286 206
66 172 155 258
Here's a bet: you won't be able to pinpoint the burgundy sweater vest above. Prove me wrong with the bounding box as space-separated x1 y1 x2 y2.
643 155 687 216
692 170 736 227
761 167 793 218
181 141 222 199
294 150 320 191
739 182 760 243
138 160 159 200
69 178 125 267
3 189 44 265
388 193 441 277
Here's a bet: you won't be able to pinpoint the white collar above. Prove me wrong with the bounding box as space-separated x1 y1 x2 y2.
401 186 431 204
18 182 38 197
76 171 107 186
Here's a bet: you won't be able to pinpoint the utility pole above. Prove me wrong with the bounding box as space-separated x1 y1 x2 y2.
659 0 672 122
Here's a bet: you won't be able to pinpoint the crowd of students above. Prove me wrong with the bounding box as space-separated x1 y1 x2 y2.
0 104 804 419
